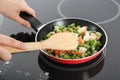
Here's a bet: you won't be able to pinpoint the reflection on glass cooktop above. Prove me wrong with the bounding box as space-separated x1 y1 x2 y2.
38 53 105 80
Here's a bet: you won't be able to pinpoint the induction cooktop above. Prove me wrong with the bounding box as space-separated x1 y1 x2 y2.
0 0 120 80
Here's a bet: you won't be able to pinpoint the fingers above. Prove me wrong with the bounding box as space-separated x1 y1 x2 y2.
17 1 36 28
25 6 36 17
22 0 36 17
0 0 36 28
0 34 28 61
15 15 31 28
0 34 28 50
18 2 36 28
16 7 35 28
0 47 12 61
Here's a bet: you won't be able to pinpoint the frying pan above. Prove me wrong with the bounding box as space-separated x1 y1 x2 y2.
20 12 108 64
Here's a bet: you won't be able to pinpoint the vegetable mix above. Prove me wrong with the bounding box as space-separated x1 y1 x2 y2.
45 23 102 59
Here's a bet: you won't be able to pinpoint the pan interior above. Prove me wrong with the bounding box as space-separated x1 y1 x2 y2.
37 18 106 49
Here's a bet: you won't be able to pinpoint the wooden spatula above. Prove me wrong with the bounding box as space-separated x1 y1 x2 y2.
1 33 78 53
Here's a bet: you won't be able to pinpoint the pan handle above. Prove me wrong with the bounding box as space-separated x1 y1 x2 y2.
20 12 41 31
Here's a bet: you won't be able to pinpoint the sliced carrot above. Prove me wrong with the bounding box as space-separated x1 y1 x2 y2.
55 50 64 55
74 52 83 55
78 36 84 44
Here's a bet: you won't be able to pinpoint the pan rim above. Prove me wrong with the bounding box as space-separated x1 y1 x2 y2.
35 17 108 61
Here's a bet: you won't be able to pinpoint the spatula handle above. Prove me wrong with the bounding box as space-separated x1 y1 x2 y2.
1 42 42 53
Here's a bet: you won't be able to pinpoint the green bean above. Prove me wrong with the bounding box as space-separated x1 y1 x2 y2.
60 54 71 59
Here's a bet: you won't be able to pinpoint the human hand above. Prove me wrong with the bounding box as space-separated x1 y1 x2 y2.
0 0 35 28
0 34 28 61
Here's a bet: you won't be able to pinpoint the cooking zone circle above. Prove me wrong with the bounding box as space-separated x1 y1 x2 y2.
57 0 120 24
38 48 106 71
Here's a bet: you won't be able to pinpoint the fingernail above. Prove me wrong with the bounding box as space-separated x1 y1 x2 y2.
26 24 31 28
0 51 12 61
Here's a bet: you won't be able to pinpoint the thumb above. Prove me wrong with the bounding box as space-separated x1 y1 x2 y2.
0 47 12 61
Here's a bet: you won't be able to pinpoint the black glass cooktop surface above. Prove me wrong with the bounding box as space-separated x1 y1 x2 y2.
0 0 120 80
